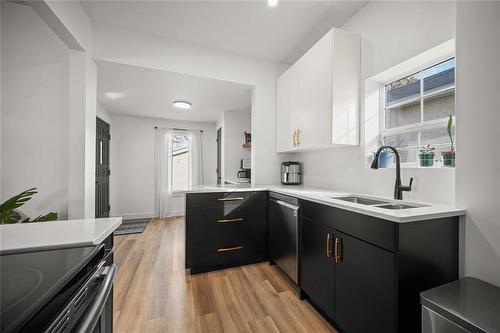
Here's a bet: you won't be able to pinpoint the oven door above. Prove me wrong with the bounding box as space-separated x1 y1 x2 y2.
74 264 116 333
43 262 116 333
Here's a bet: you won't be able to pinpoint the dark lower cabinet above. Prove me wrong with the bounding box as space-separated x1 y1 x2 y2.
301 199 459 333
301 219 395 332
185 191 268 274
301 218 335 320
185 191 459 333
334 231 395 333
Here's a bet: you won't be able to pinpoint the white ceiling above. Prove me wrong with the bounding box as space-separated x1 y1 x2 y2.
97 61 252 122
81 0 366 64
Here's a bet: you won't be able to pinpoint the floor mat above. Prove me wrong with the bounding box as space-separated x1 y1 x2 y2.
114 218 151 235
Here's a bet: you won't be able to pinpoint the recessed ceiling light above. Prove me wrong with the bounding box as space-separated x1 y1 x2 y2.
173 100 192 110
105 91 125 100
268 0 278 7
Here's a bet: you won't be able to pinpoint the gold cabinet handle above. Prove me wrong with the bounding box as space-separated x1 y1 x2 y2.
217 246 243 253
326 233 332 257
217 218 243 224
217 197 244 202
334 237 342 264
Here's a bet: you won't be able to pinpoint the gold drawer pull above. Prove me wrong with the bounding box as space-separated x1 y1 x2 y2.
217 197 244 201
334 237 343 264
326 233 332 257
217 246 243 253
217 218 243 224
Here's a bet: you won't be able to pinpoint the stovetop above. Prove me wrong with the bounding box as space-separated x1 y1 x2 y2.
0 245 102 333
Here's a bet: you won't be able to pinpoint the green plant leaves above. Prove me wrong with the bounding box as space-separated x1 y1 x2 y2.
0 188 58 224
447 115 454 151
22 212 58 223
0 188 37 224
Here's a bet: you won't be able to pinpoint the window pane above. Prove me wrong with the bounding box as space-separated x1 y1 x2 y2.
423 89 455 121
385 99 421 129
384 132 418 149
423 58 455 94
421 127 449 146
385 72 421 105
399 148 417 164
171 135 189 191
421 125 455 146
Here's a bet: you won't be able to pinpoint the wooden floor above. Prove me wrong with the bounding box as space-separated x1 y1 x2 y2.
113 217 336 333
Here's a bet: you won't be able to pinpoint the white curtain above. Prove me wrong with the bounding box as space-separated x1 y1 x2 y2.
187 130 204 186
154 128 174 218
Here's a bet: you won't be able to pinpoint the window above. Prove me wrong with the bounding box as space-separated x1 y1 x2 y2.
382 58 456 165
171 135 190 192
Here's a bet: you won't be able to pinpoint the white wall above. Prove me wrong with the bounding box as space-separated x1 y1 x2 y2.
455 1 500 286
110 115 217 219
92 24 285 186
292 1 457 204
1 2 70 218
217 111 251 183
97 103 113 126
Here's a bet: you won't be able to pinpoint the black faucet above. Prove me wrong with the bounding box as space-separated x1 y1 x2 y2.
371 145 413 200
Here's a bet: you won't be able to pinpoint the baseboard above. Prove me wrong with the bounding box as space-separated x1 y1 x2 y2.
112 212 154 220
168 210 185 217
111 211 184 220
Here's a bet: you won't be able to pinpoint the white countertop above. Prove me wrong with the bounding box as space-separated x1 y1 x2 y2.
0 217 122 254
185 185 465 223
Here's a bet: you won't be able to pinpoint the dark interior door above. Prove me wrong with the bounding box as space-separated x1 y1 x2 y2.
333 230 396 333
301 217 335 320
216 128 222 185
96 117 110 218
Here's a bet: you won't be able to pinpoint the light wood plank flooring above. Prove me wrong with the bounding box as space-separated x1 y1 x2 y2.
113 217 336 333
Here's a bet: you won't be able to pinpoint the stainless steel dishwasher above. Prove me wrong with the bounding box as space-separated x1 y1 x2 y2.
268 192 300 284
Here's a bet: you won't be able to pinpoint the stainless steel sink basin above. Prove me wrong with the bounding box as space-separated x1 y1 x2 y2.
377 203 428 210
333 196 389 206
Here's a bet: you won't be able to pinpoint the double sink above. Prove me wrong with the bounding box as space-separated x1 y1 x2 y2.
332 196 428 210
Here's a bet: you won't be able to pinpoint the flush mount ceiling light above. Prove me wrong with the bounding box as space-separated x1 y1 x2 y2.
105 91 125 100
268 0 278 7
173 100 192 110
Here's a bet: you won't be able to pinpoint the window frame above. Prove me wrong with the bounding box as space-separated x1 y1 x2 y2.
380 58 456 167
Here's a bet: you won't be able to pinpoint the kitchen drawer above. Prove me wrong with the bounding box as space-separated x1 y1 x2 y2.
188 204 267 240
189 235 267 273
186 191 266 208
302 200 396 252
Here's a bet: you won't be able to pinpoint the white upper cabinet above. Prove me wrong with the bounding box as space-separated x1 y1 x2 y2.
331 29 360 145
276 28 360 153
276 62 299 152
298 30 332 150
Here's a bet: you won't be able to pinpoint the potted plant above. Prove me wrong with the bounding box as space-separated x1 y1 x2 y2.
0 188 57 224
419 144 435 167
441 115 455 167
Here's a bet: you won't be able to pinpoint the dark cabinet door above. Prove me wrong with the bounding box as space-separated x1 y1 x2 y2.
333 231 396 333
301 217 335 319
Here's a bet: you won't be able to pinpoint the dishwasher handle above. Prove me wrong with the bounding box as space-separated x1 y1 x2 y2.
271 198 300 211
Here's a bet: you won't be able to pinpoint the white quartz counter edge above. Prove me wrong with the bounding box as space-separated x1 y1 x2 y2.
0 217 122 254
185 185 465 223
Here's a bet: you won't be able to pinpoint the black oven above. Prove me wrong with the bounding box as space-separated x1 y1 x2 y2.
1 244 116 333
